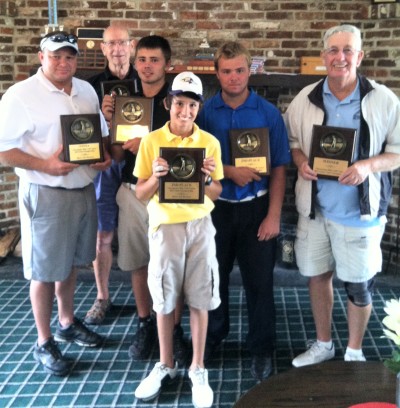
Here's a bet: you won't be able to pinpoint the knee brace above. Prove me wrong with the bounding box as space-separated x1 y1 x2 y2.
344 278 375 307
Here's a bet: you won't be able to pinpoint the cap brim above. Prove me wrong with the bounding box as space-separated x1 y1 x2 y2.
169 90 204 102
41 41 79 54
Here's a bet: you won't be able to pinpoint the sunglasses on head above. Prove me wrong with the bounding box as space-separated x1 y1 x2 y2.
43 33 78 45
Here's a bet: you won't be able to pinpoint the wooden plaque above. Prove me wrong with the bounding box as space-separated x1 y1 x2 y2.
159 147 206 204
111 96 153 144
60 113 104 164
100 79 136 98
230 127 271 175
309 125 357 179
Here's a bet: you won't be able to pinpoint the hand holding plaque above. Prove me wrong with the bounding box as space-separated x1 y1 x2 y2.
111 96 153 144
60 114 104 164
158 147 206 204
309 125 357 179
230 127 270 175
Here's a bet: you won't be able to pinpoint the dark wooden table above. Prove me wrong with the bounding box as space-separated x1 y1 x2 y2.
233 361 396 408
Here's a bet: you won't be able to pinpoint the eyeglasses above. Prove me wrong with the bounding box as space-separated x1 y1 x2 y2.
324 47 359 57
43 34 78 45
103 40 131 48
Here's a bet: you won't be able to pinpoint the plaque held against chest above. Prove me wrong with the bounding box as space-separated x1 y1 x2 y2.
61 113 104 164
159 147 206 204
230 127 270 175
309 125 357 179
111 96 153 144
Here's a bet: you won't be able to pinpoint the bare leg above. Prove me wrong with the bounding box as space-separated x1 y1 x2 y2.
189 307 208 370
92 230 114 300
309 271 334 342
157 311 175 368
347 300 371 349
55 267 77 328
30 280 55 345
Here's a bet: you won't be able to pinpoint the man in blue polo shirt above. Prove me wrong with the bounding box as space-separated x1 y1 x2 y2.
286 24 400 368
197 41 291 381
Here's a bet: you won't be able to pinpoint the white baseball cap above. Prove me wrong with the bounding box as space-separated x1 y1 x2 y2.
40 32 79 54
169 71 203 101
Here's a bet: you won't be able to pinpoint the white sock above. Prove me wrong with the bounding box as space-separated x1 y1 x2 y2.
317 340 333 350
345 347 363 357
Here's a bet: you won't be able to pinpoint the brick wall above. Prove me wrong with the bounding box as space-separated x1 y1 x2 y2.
0 0 399 271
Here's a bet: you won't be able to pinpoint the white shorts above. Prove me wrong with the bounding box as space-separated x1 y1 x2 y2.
148 216 221 315
116 183 149 271
294 213 385 283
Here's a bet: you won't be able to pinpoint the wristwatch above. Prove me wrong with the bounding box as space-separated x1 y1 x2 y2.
205 175 213 186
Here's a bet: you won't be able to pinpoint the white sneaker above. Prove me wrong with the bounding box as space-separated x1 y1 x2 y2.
134 362 178 401
344 352 366 362
292 341 335 367
189 366 213 408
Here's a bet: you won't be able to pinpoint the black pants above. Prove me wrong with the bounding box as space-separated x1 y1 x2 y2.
207 194 276 356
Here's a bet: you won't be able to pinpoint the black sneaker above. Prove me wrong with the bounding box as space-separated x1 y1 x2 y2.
173 324 190 367
54 317 103 347
128 316 157 360
250 354 272 381
33 337 71 376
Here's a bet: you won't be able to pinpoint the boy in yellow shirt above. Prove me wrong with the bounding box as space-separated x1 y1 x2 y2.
133 72 223 408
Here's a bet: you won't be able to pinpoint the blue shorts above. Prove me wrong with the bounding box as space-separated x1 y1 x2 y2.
94 161 122 232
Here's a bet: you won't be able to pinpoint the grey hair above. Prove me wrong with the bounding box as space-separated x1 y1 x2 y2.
323 25 362 50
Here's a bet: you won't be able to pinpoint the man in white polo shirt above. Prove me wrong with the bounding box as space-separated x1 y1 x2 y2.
0 31 111 376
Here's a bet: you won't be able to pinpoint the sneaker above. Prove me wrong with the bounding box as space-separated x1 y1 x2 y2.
189 366 213 408
250 354 272 381
344 351 366 361
84 298 112 325
173 325 190 367
134 362 178 401
128 316 157 360
33 337 71 376
292 341 335 367
54 317 103 347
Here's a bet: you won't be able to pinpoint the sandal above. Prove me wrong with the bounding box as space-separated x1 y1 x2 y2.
84 298 112 325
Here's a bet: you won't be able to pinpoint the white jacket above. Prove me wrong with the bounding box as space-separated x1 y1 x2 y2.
285 75 400 219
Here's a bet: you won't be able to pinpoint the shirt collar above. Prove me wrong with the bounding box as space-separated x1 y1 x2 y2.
37 67 77 96
214 88 258 109
323 77 360 103
163 121 201 143
104 63 135 80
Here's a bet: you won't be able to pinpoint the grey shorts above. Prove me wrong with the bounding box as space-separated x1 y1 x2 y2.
148 216 221 314
18 181 97 282
295 213 385 283
116 183 149 271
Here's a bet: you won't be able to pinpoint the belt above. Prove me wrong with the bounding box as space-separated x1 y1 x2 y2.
218 189 268 203
122 182 136 191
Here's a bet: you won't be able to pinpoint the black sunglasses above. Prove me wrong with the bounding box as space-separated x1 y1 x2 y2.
47 34 78 44
42 33 78 46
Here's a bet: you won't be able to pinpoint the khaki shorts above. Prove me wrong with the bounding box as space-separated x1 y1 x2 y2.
148 216 221 314
294 213 385 283
116 183 149 271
